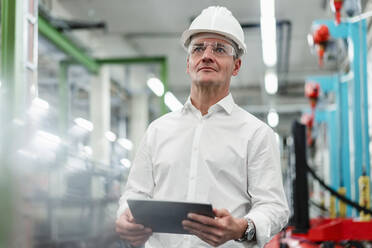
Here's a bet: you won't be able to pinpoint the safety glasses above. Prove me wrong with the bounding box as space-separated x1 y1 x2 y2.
188 41 236 57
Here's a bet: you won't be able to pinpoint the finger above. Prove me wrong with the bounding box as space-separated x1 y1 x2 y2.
126 208 135 222
187 213 221 228
117 225 152 236
116 219 145 231
182 220 223 238
118 228 151 237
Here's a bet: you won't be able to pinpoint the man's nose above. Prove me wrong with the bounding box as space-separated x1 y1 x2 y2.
201 46 214 62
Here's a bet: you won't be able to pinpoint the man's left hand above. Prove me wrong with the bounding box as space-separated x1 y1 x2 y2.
182 208 248 247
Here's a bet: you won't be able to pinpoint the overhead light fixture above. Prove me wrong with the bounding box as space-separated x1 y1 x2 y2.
265 70 278 95
32 97 49 109
164 91 183 112
147 77 164 97
83 146 93 156
260 0 277 67
118 138 133 151
120 158 131 168
36 130 61 145
29 97 50 119
105 131 117 142
267 109 279 128
32 130 61 153
74 117 94 132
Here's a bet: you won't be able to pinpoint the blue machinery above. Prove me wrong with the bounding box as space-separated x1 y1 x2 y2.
305 18 370 217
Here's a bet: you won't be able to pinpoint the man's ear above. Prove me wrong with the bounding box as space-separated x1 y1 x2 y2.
232 58 241 76
186 56 190 74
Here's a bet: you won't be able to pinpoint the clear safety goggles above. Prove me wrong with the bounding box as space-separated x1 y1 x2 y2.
188 41 236 57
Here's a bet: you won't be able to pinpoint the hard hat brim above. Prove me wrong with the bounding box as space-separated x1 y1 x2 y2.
181 28 247 56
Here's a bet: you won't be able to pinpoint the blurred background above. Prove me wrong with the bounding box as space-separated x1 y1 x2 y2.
0 0 372 247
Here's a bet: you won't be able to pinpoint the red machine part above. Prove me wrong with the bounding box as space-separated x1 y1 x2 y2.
312 25 330 67
266 218 372 248
305 82 320 109
331 0 343 25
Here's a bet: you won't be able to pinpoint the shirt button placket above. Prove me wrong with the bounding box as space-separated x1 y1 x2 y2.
187 117 204 201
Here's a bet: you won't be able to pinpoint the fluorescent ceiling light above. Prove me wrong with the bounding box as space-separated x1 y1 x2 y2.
260 0 275 17
260 0 277 67
74 117 94 132
118 138 133 150
105 131 117 142
265 71 278 95
120 158 131 168
147 77 164 97
32 97 49 110
36 130 61 144
83 146 92 156
29 97 49 119
32 130 61 152
164 92 183 112
267 109 279 128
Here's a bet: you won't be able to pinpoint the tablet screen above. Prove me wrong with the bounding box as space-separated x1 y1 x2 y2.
127 199 215 234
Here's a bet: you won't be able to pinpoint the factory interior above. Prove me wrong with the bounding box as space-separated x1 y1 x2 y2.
1 0 372 247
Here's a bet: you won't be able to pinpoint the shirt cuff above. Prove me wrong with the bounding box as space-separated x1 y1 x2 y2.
246 211 271 248
116 197 129 219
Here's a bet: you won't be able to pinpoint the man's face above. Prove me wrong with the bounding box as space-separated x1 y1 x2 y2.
186 36 241 88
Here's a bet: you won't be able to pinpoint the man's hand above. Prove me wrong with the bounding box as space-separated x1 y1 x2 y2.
116 208 152 247
182 208 248 247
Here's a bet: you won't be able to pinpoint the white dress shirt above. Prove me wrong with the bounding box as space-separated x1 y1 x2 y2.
117 93 289 248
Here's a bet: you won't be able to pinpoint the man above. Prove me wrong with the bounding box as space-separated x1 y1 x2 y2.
116 6 289 248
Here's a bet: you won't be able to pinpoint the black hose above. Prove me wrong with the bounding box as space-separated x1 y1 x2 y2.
305 162 372 215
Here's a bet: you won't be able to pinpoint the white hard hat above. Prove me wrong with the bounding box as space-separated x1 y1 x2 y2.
181 6 247 57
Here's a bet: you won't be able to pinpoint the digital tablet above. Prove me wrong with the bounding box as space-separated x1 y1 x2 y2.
127 199 215 234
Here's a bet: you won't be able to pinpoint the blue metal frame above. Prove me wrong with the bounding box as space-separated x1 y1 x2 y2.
311 19 371 213
306 74 352 216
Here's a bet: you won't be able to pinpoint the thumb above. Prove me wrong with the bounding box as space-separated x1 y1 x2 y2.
125 208 135 222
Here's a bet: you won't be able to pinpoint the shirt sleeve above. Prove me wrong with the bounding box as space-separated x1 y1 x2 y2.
245 125 290 248
116 128 155 219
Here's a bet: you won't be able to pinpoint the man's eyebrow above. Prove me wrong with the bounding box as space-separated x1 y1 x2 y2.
216 43 226 47
192 42 204 46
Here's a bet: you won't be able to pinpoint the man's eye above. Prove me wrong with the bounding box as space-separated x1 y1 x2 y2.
193 46 204 53
215 47 226 53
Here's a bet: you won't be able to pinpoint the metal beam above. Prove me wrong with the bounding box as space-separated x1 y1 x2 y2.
96 57 166 65
0 0 17 246
97 57 169 115
38 15 99 73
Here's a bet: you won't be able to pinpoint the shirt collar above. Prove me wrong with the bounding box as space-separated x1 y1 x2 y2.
182 93 235 115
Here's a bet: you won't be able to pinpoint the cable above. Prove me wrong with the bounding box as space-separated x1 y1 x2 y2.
309 199 329 213
305 162 372 215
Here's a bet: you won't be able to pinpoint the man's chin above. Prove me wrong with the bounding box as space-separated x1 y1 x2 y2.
195 76 220 85
195 79 217 86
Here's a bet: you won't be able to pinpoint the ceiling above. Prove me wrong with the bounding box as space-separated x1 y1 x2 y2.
38 0 342 136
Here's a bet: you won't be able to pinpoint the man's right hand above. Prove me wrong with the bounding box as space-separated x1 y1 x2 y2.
116 208 152 247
